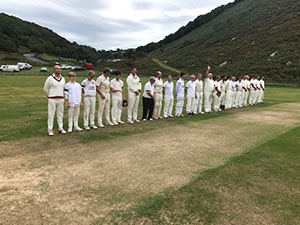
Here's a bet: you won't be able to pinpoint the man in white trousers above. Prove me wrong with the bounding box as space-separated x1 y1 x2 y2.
153 71 163 120
204 66 214 113
240 76 247 107
127 67 141 124
96 68 114 128
110 71 125 125
163 75 174 118
43 65 66 136
185 75 196 115
249 76 256 105
194 73 204 115
220 76 227 110
64 72 83 133
259 76 265 103
243 75 251 106
175 72 186 117
235 77 243 108
81 70 97 130
254 76 261 104
213 76 222 112
232 77 238 108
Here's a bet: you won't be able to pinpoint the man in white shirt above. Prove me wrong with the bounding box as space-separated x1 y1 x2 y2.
127 67 142 124
175 72 186 117
153 71 163 120
163 75 174 118
244 75 251 106
254 76 261 104
259 76 265 103
225 76 232 109
96 68 113 128
185 75 196 115
232 77 238 108
213 76 222 112
142 77 156 121
81 70 97 130
249 76 256 105
64 72 83 133
204 66 214 113
235 77 243 108
43 65 66 136
193 73 204 115
220 76 227 110
110 71 125 125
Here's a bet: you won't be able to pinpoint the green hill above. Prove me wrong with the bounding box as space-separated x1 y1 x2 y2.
140 0 300 83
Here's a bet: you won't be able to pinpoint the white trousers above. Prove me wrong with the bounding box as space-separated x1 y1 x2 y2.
48 98 64 131
98 93 111 125
244 91 249 106
220 91 226 106
225 90 233 109
128 93 140 122
254 90 260 104
259 90 264 103
175 96 184 116
194 92 203 113
83 96 96 127
204 91 213 113
111 98 123 123
164 96 174 117
249 90 255 105
68 105 80 130
186 97 195 113
153 93 162 118
234 91 241 107
213 92 220 111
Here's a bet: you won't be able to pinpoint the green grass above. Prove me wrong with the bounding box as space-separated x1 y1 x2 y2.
105 126 300 224
0 75 300 142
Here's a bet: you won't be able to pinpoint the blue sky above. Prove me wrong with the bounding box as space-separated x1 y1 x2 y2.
0 0 233 50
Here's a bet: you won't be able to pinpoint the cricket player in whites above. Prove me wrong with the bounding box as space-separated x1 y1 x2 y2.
65 72 83 133
81 70 97 130
220 76 227 110
258 76 265 103
185 75 196 115
153 71 163 120
163 75 174 118
254 76 261 104
96 68 114 128
127 67 141 124
213 76 222 112
249 76 256 105
194 73 204 115
110 71 125 125
244 75 251 106
175 72 186 117
204 66 214 113
43 65 66 136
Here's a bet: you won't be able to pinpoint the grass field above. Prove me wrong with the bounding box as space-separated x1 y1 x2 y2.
0 74 299 225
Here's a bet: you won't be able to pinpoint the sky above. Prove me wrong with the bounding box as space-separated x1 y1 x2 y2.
0 0 233 50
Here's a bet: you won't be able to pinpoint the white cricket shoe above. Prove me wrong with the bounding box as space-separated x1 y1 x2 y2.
91 125 98 129
84 127 91 131
68 128 72 133
143 119 147 122
75 127 83 132
128 120 134 124
106 121 114 126
59 129 66 134
98 123 105 128
48 130 54 136
118 121 125 125
113 122 119 126
135 120 140 123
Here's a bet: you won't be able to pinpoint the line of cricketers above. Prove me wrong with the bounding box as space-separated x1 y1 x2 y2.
43 65 265 136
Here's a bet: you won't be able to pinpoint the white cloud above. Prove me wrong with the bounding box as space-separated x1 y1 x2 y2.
0 0 233 50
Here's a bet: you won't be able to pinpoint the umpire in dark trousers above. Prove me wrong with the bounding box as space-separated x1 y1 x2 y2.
142 76 156 121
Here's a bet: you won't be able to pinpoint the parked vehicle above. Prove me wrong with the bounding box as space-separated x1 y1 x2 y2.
71 66 86 71
84 63 94 69
0 65 20 72
61 64 72 70
17 62 32 70
40 67 48 72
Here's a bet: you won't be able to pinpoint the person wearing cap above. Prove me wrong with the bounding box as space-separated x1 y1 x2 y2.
64 72 83 133
96 68 114 128
43 65 66 136
213 75 222 112
142 76 156 121
193 73 204 115
110 71 125 125
175 72 186 117
81 70 97 130
163 75 174 118
126 67 141 124
153 71 163 120
185 75 196 115
204 66 214 113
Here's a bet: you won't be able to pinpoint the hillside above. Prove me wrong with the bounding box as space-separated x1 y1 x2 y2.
143 0 300 83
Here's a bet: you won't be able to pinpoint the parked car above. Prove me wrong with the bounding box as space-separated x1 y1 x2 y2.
0 65 20 72
40 67 48 72
84 63 94 69
71 66 86 71
61 64 72 70
17 62 32 70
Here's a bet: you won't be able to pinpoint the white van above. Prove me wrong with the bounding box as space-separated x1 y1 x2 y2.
17 62 32 70
0 65 20 72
